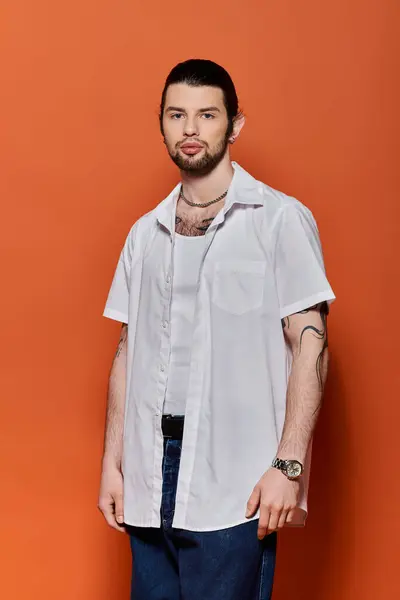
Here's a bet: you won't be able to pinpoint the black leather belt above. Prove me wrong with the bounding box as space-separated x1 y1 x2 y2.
161 414 185 440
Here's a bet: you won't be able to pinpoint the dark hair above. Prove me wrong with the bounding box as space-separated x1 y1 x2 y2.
159 58 241 136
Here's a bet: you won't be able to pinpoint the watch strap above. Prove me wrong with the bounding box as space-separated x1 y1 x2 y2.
272 457 288 472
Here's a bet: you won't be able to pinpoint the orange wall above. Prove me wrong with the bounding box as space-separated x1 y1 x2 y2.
1 1 399 598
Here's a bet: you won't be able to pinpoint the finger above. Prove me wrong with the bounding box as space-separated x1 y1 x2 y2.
114 492 125 525
267 509 281 533
277 509 289 530
246 487 261 518
286 509 296 524
257 503 270 540
108 509 126 533
98 498 126 533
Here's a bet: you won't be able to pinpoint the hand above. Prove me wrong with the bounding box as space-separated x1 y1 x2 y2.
245 467 300 539
98 462 126 533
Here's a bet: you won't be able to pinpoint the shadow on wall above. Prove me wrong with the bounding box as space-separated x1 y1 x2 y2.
272 349 355 599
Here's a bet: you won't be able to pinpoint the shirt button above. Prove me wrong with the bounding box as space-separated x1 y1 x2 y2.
162 320 168 328
166 275 171 283
160 365 165 372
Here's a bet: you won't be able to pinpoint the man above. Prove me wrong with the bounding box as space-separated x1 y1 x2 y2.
99 59 336 599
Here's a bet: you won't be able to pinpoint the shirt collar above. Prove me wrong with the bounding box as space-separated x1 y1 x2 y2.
155 161 263 232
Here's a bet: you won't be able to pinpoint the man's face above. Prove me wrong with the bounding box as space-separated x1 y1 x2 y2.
162 84 231 175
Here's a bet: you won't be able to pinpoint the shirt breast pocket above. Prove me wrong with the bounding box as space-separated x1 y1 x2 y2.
211 260 266 315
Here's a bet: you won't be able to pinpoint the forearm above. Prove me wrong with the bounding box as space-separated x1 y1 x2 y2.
102 324 127 469
277 302 329 463
277 349 328 463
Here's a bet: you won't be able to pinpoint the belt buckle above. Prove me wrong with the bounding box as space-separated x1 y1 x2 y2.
162 414 184 439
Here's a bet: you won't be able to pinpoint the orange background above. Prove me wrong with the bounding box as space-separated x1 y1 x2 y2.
1 1 399 598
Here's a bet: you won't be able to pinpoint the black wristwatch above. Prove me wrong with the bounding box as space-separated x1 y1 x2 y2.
271 457 303 480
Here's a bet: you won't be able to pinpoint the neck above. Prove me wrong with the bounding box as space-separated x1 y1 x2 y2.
179 155 234 204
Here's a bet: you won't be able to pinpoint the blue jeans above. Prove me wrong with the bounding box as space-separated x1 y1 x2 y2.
127 438 277 600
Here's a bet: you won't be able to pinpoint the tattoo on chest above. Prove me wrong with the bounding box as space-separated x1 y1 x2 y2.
175 215 214 237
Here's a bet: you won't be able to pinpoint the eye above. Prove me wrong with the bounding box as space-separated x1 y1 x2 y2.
202 113 215 119
171 113 184 120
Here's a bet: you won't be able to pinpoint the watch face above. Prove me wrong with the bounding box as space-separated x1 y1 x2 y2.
286 460 302 478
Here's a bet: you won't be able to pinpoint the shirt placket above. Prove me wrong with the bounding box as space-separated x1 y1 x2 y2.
157 235 174 414
172 208 228 528
150 200 179 526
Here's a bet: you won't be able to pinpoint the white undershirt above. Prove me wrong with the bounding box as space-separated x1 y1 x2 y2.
163 232 207 415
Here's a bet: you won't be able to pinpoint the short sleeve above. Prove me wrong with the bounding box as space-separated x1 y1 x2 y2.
272 202 336 319
102 222 137 324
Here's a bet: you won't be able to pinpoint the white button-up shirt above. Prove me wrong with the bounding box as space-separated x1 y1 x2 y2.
102 161 336 531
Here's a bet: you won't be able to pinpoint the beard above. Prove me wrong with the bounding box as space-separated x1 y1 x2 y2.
165 128 230 177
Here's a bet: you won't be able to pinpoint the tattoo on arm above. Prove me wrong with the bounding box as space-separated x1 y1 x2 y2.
281 301 329 393
115 323 127 358
277 301 330 458
299 302 328 392
282 316 289 330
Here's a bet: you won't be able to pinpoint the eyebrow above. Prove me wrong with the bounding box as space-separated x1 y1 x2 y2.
165 106 221 114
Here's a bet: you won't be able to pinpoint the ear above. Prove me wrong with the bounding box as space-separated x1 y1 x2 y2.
229 112 246 144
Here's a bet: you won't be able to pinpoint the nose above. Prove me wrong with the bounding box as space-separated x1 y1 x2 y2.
183 116 199 138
